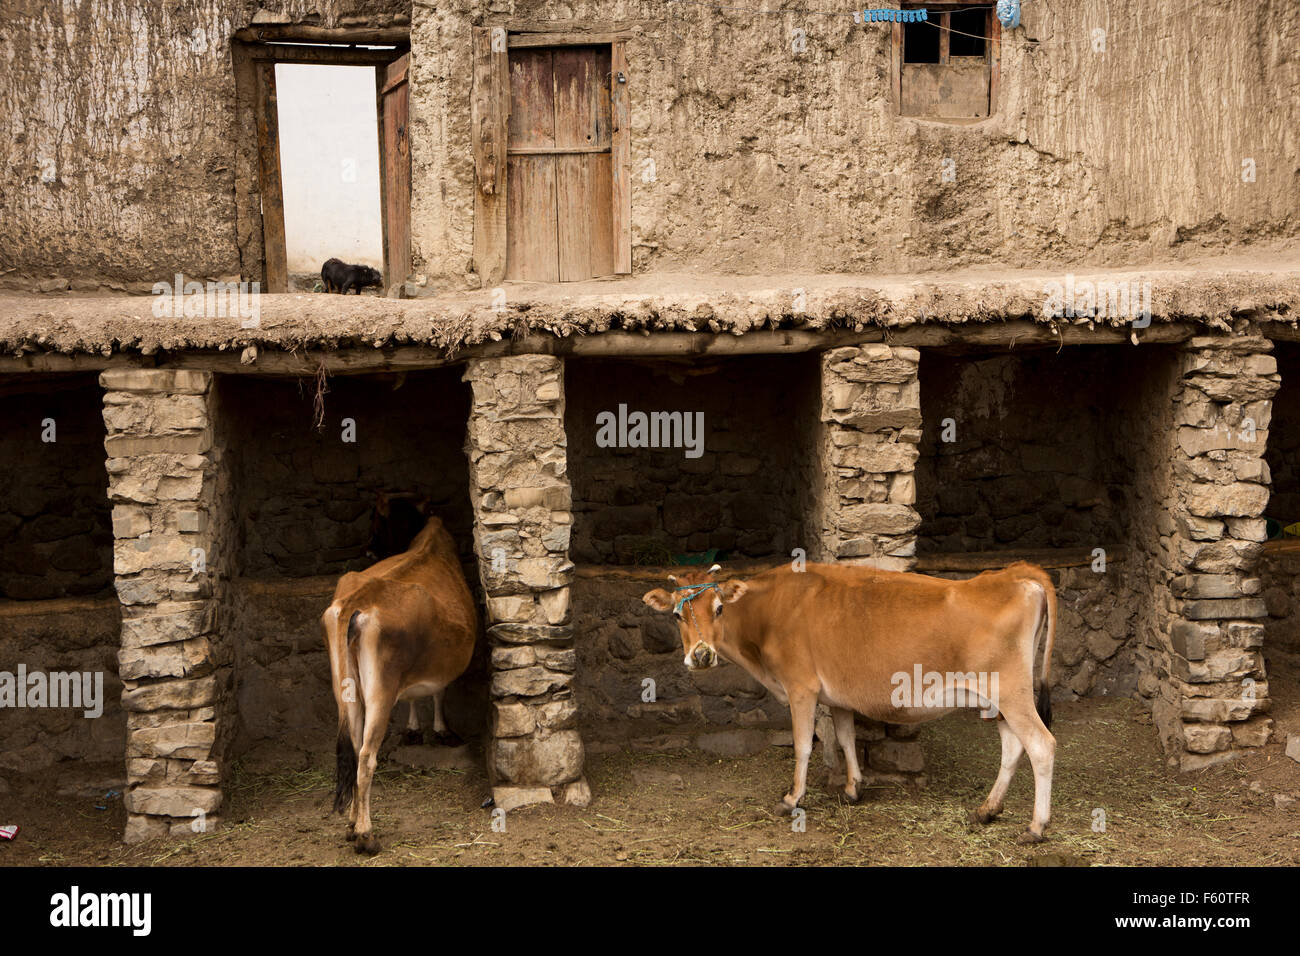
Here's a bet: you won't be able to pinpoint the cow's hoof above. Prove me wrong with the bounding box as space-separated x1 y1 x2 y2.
969 807 999 826
354 833 382 855
345 824 357 842
840 788 862 806
773 795 797 816
432 730 464 749
401 730 423 746
1016 829 1045 846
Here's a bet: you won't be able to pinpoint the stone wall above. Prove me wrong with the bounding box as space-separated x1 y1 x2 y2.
0 597 124 772
218 370 474 578
1264 342 1300 523
226 575 488 756
1257 545 1300 655
464 355 588 808
916 349 1126 553
565 356 821 565
571 568 923 780
922 560 1139 700
1131 334 1278 771
102 369 237 841
0 376 114 599
817 345 921 569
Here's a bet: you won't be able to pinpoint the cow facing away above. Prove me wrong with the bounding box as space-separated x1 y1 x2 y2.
322 512 478 854
643 560 1058 843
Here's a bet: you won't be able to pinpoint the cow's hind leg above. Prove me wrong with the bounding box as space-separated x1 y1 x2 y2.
999 699 1055 844
354 688 398 855
430 689 463 748
830 707 863 803
402 700 422 746
970 716 1024 825
775 690 818 816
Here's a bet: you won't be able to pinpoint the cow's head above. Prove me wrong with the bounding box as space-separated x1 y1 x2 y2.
368 492 430 559
642 564 748 670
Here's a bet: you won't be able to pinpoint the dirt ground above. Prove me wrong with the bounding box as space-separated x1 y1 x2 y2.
3 648 1299 867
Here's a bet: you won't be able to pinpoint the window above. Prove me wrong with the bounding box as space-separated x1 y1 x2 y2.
894 4 999 120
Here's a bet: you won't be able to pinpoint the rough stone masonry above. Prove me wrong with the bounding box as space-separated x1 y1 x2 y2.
101 369 235 841
1138 333 1279 771
464 355 589 810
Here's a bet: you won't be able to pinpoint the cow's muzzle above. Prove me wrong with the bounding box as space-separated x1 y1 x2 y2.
687 643 717 669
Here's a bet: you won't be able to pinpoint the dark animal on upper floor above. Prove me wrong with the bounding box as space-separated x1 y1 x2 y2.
322 258 383 294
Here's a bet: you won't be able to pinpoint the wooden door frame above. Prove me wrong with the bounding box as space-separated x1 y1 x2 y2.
232 28 410 293
472 28 632 285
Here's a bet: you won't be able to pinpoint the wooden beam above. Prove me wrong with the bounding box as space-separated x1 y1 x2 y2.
1263 324 1300 342
232 25 410 45
891 22 902 114
254 62 289 294
472 27 511 286
915 547 1126 573
246 45 399 66
0 321 1205 377
508 32 634 47
611 41 632 275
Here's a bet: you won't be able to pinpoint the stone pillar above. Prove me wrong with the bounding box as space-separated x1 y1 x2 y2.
1143 334 1278 770
463 356 587 810
100 370 234 841
818 345 925 778
818 345 922 570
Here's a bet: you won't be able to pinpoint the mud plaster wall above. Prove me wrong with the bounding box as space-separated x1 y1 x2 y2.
915 347 1148 554
410 0 1300 284
6 1 1296 286
216 369 488 751
0 376 114 599
0 0 410 287
565 356 822 565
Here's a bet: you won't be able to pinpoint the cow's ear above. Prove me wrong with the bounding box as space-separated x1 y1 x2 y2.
718 580 748 604
643 588 674 612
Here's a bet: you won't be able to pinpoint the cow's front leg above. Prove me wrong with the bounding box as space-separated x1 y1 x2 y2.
775 690 818 815
430 689 463 748
402 699 422 746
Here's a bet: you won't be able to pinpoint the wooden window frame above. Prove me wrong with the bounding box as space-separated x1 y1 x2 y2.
232 26 410 293
472 27 632 285
891 5 1000 121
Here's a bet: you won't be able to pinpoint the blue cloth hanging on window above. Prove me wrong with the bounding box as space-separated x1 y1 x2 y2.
863 8 927 23
996 0 1021 29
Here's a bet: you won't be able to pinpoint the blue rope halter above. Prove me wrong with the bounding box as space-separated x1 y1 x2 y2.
672 582 720 615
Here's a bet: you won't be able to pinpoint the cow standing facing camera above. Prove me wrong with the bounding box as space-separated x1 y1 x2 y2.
642 560 1058 844
321 502 477 855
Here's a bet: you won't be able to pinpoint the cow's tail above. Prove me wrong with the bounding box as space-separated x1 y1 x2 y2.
1032 574 1056 731
332 609 365 814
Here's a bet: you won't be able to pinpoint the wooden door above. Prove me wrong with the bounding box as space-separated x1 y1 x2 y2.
379 53 411 289
506 46 616 282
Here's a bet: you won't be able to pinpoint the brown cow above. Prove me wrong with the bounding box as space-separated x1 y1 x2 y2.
321 511 477 854
643 560 1057 843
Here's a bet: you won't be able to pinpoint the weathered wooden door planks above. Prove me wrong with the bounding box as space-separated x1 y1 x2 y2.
506 45 621 281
